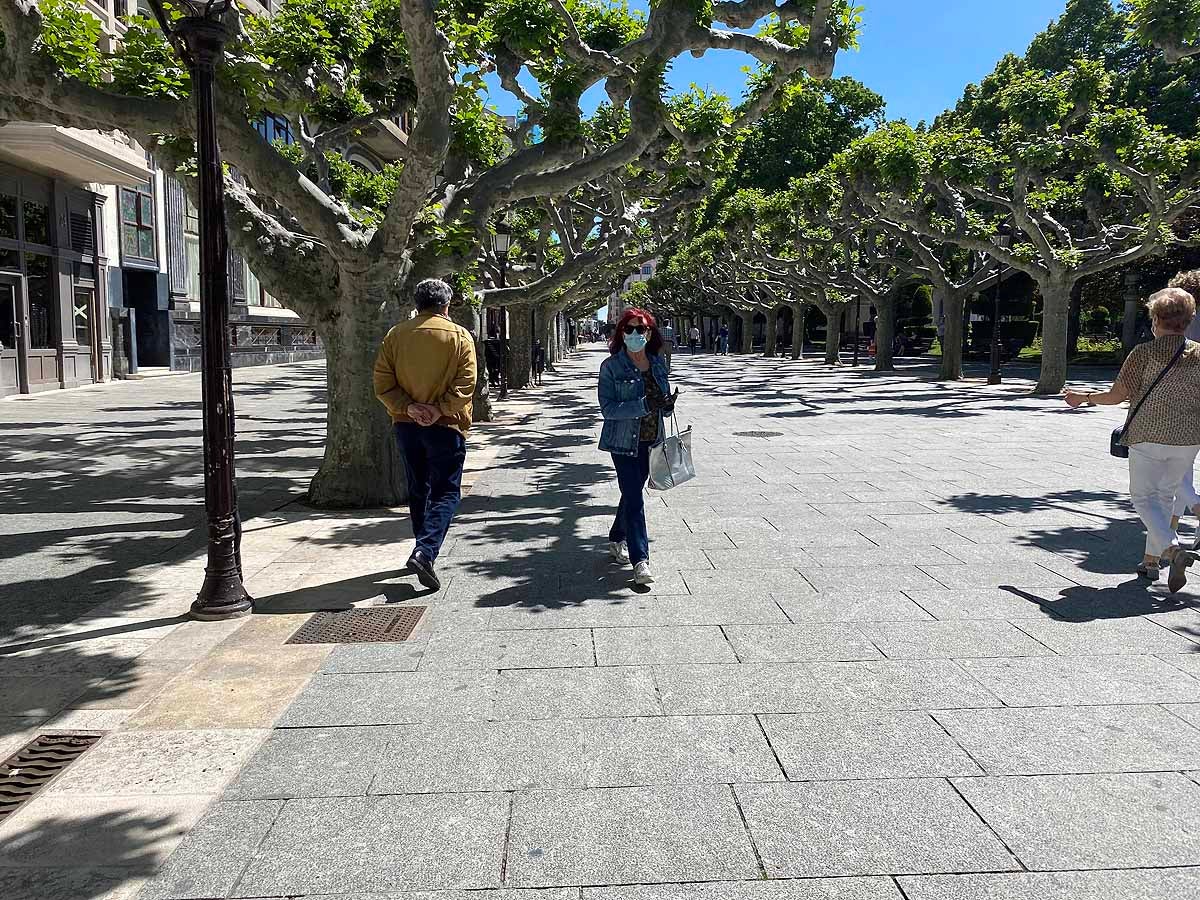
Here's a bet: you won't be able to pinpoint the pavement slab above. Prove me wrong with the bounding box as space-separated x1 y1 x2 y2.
231 793 510 896
505 785 759 888
735 779 1020 877
897 869 1200 900
583 880 902 900
370 715 782 793
952 773 1200 869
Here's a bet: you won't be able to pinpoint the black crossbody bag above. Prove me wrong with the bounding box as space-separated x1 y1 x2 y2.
1110 340 1189 459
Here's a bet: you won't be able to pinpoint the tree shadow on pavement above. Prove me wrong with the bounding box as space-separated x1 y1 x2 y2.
0 807 176 900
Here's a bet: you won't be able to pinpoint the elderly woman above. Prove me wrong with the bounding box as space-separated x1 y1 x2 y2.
1065 287 1200 591
598 307 677 585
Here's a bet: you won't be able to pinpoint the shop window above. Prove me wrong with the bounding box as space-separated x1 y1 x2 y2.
23 200 50 246
120 183 156 263
184 196 200 300
25 253 54 349
0 194 16 240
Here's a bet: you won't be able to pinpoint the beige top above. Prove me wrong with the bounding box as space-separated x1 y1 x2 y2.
1114 334 1200 446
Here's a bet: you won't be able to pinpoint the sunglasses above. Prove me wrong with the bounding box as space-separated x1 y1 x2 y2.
623 325 648 335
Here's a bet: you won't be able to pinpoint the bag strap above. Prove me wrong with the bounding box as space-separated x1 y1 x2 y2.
1121 339 1189 434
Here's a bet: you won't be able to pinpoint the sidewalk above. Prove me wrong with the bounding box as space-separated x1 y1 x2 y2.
2 348 1200 899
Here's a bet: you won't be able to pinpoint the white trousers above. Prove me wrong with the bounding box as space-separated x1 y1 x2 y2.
1174 466 1200 517
1129 442 1200 557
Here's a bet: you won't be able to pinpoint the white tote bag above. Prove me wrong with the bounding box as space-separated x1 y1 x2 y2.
648 415 696 491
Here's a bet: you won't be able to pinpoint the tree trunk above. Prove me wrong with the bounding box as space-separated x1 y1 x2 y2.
738 311 755 353
873 295 896 372
791 303 805 360
1035 278 1073 394
451 299 492 422
818 303 843 366
308 288 407 508
764 307 779 358
508 304 533 390
938 289 966 381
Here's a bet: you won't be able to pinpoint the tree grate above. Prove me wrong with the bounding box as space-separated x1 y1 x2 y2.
734 431 784 438
286 606 427 644
0 734 103 822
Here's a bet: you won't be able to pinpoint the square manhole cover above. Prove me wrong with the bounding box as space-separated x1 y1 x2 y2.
286 606 427 645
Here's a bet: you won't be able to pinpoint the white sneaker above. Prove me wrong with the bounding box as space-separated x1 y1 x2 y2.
633 560 655 585
608 541 629 564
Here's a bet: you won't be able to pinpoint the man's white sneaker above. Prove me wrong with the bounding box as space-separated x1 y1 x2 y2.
633 560 655 585
608 541 630 564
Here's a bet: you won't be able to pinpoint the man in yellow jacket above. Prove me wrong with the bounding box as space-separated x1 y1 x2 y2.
373 279 477 590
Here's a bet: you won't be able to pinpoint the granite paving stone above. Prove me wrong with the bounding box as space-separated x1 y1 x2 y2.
231 793 510 896
44 729 266 797
488 594 790 629
0 866 145 900
417 629 594 671
934 705 1200 774
493 667 662 720
138 800 284 900
224 726 395 799
897 869 1200 900
954 773 1200 869
958 655 1200 706
735 779 1019 877
900 587 1067 620
591 626 738 665
918 564 1077 590
722 624 883 662
505 785 759 887
856 620 1055 659
772 591 935 623
370 715 781 793
760 711 983 780
278 672 496 726
1009 616 1200 655
582 879 902 900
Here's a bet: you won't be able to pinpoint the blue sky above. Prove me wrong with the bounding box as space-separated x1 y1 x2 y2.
486 1 1075 125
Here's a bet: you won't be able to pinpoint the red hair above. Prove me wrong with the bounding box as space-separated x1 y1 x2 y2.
609 307 664 356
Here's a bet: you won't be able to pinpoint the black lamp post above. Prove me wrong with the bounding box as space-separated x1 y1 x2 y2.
988 223 1014 386
491 220 512 398
150 0 251 620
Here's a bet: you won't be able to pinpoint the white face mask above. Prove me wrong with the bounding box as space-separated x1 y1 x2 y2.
624 330 648 352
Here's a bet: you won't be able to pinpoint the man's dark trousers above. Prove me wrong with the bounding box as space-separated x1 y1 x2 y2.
394 422 466 563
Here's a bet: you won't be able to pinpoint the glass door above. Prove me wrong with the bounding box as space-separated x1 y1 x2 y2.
74 287 98 381
0 275 27 394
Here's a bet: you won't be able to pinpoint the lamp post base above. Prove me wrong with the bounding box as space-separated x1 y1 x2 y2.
190 592 253 621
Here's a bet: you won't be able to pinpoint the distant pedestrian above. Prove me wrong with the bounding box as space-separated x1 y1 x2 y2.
718 323 730 355
1064 288 1200 590
688 325 700 354
598 307 677 586
661 321 676 370
532 339 546 386
373 278 477 591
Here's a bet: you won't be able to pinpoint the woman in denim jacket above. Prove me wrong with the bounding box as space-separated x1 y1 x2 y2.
599 308 677 585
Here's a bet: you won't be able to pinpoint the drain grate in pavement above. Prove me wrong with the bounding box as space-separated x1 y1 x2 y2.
734 431 784 438
286 606 427 644
0 733 102 822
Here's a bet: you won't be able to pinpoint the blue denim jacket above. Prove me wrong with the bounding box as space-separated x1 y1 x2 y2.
598 351 671 457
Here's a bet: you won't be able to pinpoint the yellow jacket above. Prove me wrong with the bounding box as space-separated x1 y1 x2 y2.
373 313 477 434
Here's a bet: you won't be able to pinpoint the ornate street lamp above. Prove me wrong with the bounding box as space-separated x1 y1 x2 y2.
148 0 251 620
988 223 1014 385
491 218 512 398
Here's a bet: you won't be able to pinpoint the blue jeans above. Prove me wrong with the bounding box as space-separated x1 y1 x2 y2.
610 441 652 564
394 423 466 563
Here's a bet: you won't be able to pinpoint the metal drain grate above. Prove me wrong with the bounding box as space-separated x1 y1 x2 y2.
734 431 784 438
286 606 427 644
0 733 102 821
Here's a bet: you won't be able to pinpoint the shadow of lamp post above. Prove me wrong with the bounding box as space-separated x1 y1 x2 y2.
147 0 252 621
